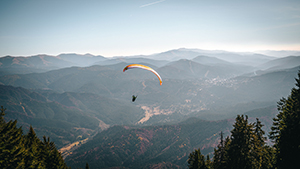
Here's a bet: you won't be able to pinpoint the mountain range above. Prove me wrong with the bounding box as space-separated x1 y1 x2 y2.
0 53 106 76
1 48 300 168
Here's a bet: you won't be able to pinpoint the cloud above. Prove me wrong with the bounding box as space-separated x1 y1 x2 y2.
140 0 166 8
258 22 300 32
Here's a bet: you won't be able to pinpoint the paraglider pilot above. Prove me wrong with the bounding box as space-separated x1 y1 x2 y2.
132 95 137 102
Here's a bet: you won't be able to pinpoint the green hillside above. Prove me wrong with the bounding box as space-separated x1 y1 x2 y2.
65 118 232 169
65 102 278 169
0 84 144 148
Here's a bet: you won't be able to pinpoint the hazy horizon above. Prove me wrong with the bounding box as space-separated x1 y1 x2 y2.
1 47 300 58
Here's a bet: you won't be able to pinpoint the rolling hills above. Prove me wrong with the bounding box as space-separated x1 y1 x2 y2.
0 84 144 148
0 53 106 76
1 48 300 168
65 118 232 169
1 56 299 124
65 104 278 169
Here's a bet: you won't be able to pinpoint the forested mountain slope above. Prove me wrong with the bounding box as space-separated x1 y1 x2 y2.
0 84 143 148
65 103 278 169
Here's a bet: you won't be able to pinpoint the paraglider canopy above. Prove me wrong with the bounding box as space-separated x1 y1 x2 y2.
123 64 162 85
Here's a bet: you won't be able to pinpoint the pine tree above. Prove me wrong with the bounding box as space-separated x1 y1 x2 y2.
188 148 207 169
251 118 265 169
0 106 70 169
1 106 24 168
23 126 42 168
39 136 69 169
40 136 56 168
49 148 69 169
213 131 227 169
223 136 230 169
85 162 90 169
0 106 6 124
227 115 253 169
251 118 275 169
261 145 276 169
270 70 300 168
205 155 212 169
0 119 25 168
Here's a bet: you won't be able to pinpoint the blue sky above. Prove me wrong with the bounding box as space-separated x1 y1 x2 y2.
0 0 300 57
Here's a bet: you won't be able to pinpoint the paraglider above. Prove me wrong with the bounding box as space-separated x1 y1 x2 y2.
123 64 162 102
132 95 137 102
123 64 162 85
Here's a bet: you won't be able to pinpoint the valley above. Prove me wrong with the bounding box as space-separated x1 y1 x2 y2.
1 48 299 168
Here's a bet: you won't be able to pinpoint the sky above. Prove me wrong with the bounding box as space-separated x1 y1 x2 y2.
0 0 300 57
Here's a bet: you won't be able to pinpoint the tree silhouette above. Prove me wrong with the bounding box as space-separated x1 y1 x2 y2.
227 115 253 169
0 106 70 169
270 70 300 168
188 148 207 169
